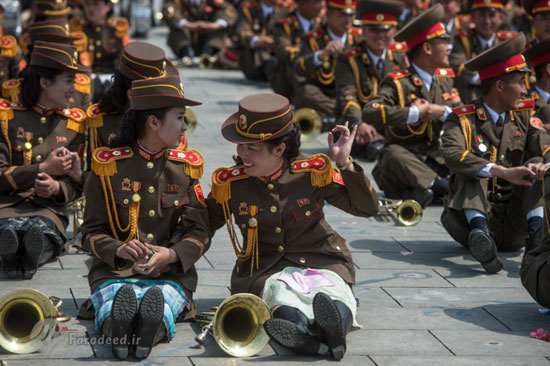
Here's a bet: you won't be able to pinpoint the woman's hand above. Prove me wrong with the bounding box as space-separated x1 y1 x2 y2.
39 147 73 176
116 239 149 262
133 244 178 277
328 121 357 169
66 151 83 184
34 172 60 198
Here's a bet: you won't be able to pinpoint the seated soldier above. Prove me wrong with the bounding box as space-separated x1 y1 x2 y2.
294 0 360 121
450 0 516 104
0 41 88 279
524 39 550 113
162 0 238 67
441 33 550 273
335 0 408 161
524 0 550 46
363 4 458 207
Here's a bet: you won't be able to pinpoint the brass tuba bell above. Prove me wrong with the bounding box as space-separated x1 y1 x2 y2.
377 197 423 226
184 106 198 135
195 293 272 357
0 289 70 354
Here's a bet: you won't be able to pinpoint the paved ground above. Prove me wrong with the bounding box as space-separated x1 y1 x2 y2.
1 27 550 366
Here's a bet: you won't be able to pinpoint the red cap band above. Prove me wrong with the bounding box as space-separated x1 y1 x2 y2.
472 0 504 9
405 21 446 50
531 51 550 67
477 53 527 80
327 0 356 9
533 0 550 13
362 13 397 26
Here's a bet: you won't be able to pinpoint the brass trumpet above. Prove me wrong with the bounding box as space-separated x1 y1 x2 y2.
294 108 337 142
195 293 272 357
377 197 423 226
184 106 198 135
0 289 70 354
199 53 217 69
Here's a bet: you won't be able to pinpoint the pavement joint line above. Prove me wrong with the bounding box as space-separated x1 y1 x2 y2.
85 330 97 358
69 288 78 309
481 306 512 331
427 329 456 356
367 354 379 366
57 256 64 270
380 286 404 307
432 268 457 288
202 255 215 270
391 236 413 253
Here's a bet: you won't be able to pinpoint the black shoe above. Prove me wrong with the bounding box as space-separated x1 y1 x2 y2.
264 318 322 355
313 293 351 361
135 286 165 359
0 226 19 279
365 140 384 162
111 285 137 360
403 188 434 208
22 225 46 279
468 228 503 274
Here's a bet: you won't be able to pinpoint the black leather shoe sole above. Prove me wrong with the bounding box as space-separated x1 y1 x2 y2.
468 229 503 274
265 318 306 350
0 227 19 279
22 225 44 279
111 285 137 360
135 287 164 359
313 292 346 361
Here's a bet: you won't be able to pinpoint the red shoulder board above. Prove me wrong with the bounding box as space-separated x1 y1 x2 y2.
279 16 295 25
240 1 256 7
345 47 361 58
277 0 293 8
0 35 15 48
291 154 330 173
307 29 324 39
496 30 517 40
213 166 248 184
458 29 473 38
388 70 410 79
453 104 475 116
333 171 344 186
456 14 471 24
435 68 455 77
166 148 203 165
86 103 103 117
194 184 207 207
58 108 86 122
514 98 535 111
349 27 362 36
388 42 407 51
93 147 133 163
75 73 91 85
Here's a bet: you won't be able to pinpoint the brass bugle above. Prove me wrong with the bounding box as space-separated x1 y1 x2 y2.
377 197 422 226
0 289 70 354
184 106 198 135
295 108 322 142
199 53 217 69
195 293 271 357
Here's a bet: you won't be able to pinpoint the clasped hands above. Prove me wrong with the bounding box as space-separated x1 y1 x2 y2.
413 98 446 122
35 147 82 198
491 162 549 186
116 239 178 277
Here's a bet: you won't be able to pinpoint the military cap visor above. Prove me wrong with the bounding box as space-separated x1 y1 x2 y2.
468 0 508 12
129 76 201 111
327 0 357 14
394 4 448 50
356 0 404 28
221 93 295 144
465 32 530 80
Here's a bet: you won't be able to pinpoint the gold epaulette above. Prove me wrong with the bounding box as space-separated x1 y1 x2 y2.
2 79 20 102
349 27 362 36
0 35 17 58
452 104 476 116
496 30 517 40
165 148 204 179
514 98 535 111
74 73 91 95
18 33 30 56
0 98 14 121
307 29 324 39
211 166 248 204
69 17 84 32
388 42 407 52
86 103 104 127
108 17 129 39
91 146 133 176
291 153 334 187
435 68 455 78
345 47 361 58
72 31 88 53
58 107 86 134
388 70 410 79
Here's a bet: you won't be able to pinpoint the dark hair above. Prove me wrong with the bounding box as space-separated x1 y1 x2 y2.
98 71 132 114
110 107 171 148
535 63 548 81
232 124 302 165
20 65 64 108
480 71 522 95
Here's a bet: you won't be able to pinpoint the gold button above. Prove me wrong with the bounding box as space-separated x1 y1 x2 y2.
89 44 95 51
96 40 102 46
241 224 246 228
35 155 42 162
37 137 44 143
148 186 155 193
40 117 47 123
270 206 277 213
305 210 311 216
123 198 129 205
277 245 284 252
95 26 101 32
16 145 21 150
148 210 155 217
96 52 102 59
335 245 341 251
299 257 306 264
147 162 154 169
275 227 281 233
24 142 32 150
132 193 141 203
267 183 274 190
174 200 180 206
146 233 154 241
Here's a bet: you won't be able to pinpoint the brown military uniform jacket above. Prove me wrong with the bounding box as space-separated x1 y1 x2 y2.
236 0 292 80
334 40 409 124
267 11 322 99
163 0 238 56
0 35 22 85
0 101 86 246
85 104 123 167
440 99 550 250
207 153 379 296
450 29 516 103
81 144 210 320
530 88 549 115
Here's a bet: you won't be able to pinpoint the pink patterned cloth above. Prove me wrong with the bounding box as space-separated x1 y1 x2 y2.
277 268 336 294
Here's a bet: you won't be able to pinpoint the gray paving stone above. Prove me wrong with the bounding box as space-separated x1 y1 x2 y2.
345 330 451 356
190 355 375 365
371 356 550 366
355 269 453 288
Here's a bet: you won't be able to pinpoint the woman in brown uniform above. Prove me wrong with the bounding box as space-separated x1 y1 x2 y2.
207 93 379 361
0 41 88 279
80 75 210 360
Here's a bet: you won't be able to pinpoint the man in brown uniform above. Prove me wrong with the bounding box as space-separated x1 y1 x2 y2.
268 0 324 99
523 0 550 45
441 33 550 273
335 0 408 161
294 0 359 119
450 0 516 104
162 0 238 65
363 4 458 206
434 0 464 46
236 0 293 81
524 39 550 113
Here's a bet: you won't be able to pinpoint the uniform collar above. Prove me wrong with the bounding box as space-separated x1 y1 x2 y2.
33 104 56 116
476 32 496 50
483 103 506 125
136 140 165 161
536 86 550 103
327 27 347 44
257 162 284 183
296 10 315 33
412 63 434 91
260 1 274 18
366 47 387 68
